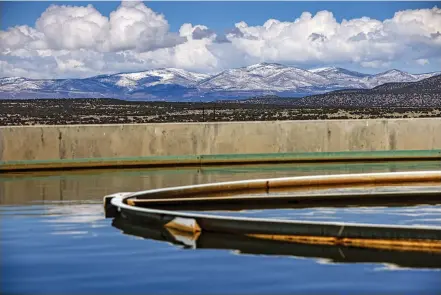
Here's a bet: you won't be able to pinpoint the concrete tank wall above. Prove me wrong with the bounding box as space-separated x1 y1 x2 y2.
1 118 441 162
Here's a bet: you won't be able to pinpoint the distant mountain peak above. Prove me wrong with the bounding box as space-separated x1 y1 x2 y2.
310 66 338 72
310 66 369 78
378 69 408 75
252 62 284 66
1 64 438 101
197 62 329 92
243 62 286 70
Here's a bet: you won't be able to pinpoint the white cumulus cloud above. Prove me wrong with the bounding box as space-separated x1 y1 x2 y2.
0 2 440 78
35 4 108 50
104 1 184 52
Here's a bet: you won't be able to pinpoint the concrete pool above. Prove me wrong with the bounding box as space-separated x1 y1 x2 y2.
1 161 440 294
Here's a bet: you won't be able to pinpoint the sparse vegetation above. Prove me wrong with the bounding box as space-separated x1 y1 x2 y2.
233 74 441 107
1 98 440 126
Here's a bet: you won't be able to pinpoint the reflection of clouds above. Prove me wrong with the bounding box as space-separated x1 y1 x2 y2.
44 204 103 224
390 212 434 217
42 203 104 238
402 220 441 227
403 224 441 228
392 207 441 227
392 207 441 214
292 216 339 220
208 204 441 227
316 258 339 265
413 218 441 222
52 231 89 235
347 208 388 213
373 263 441 272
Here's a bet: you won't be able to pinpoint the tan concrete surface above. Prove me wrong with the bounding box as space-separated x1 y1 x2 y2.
1 118 441 162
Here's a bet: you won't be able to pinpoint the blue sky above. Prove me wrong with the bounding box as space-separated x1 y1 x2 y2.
0 1 440 78
1 1 437 33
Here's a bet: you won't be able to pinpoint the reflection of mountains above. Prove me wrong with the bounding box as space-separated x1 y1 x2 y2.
2 161 441 205
112 217 441 270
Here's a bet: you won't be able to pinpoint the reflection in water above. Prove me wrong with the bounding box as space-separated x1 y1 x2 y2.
1 160 441 205
2 163 441 294
180 204 441 227
44 203 104 224
3 203 440 295
141 182 441 213
112 216 441 270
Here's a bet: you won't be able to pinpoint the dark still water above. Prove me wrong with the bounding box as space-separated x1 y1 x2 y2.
1 161 441 294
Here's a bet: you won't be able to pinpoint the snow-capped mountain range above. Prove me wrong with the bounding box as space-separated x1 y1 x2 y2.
1 63 439 101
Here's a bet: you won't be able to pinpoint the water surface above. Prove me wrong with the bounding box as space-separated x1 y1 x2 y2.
2 162 441 294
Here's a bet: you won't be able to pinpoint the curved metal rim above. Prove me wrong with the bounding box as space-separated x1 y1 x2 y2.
108 171 441 230
123 170 441 198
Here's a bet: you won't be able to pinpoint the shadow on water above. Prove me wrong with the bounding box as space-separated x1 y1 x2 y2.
112 217 441 270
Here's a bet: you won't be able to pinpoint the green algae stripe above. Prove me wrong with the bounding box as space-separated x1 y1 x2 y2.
200 150 441 161
1 150 441 173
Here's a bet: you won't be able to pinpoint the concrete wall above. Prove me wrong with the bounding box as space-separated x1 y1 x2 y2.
1 118 441 162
